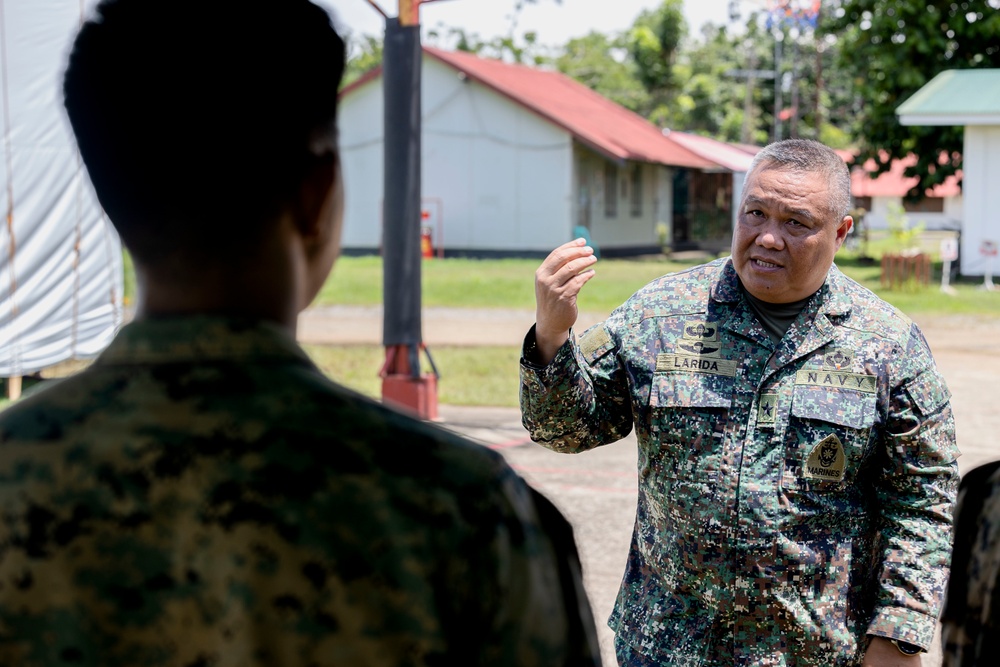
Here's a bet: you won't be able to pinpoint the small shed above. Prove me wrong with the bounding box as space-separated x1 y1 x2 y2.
338 48 720 257
897 69 1000 276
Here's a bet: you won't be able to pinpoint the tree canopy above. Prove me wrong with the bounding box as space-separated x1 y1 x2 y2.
825 0 1000 197
341 0 1000 186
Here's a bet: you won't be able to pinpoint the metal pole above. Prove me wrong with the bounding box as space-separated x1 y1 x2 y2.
382 17 422 354
379 6 439 419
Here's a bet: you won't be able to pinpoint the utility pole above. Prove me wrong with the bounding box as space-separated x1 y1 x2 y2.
364 0 451 420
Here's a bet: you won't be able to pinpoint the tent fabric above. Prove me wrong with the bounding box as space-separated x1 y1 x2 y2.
0 0 123 377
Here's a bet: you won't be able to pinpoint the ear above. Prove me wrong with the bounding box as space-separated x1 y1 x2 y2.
834 215 853 248
292 153 338 240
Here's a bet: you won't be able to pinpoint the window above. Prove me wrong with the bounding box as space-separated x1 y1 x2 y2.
902 197 945 213
630 165 643 217
852 196 872 214
604 162 618 217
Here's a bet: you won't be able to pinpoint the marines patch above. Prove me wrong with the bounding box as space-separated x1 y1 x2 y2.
804 434 846 481
757 393 778 426
794 370 876 393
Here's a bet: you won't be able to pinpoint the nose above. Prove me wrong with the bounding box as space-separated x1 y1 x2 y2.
755 221 784 250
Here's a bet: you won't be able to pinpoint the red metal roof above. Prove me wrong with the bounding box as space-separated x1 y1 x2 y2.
848 153 961 198
423 47 716 169
668 132 755 172
341 47 717 169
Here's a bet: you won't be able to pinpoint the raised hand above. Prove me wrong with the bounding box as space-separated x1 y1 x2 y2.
533 238 597 364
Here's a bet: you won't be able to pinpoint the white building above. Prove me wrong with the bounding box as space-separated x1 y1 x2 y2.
848 153 962 232
338 47 726 257
897 69 1000 275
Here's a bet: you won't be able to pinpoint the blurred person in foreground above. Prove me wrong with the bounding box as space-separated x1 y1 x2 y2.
940 460 1000 666
0 1 600 665
520 139 959 666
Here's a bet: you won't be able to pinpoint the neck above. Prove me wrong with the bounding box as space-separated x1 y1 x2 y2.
134 226 304 334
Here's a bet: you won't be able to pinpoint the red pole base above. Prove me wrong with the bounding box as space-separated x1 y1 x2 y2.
379 344 439 420
381 373 439 420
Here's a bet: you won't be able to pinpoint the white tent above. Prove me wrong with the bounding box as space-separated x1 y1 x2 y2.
0 0 123 381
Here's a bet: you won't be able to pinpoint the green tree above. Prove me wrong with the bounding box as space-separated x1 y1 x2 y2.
825 0 1000 197
343 31 383 87
554 32 649 110
628 0 687 118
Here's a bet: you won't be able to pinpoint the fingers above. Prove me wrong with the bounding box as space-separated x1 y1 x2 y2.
536 238 597 287
534 239 598 339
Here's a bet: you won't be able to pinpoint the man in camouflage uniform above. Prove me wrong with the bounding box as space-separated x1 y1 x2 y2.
0 2 600 665
521 139 959 666
940 460 1000 666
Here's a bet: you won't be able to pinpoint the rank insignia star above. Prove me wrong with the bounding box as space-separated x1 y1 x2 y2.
758 393 778 426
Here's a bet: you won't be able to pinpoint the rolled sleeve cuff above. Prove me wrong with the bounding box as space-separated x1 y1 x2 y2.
867 607 940 650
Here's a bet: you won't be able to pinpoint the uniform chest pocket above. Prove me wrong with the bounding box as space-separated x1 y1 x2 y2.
782 385 877 492
649 372 732 482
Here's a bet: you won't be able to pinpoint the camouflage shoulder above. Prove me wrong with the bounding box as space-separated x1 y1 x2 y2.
619 259 723 321
834 273 915 342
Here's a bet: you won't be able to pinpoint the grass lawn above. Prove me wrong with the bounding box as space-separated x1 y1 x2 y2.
305 344 522 408
316 251 1000 318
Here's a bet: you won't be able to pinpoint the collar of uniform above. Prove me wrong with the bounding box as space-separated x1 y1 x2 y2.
95 316 314 367
816 264 853 319
710 258 853 319
710 259 743 304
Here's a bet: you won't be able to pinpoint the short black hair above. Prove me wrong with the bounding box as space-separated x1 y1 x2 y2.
746 139 852 220
63 0 346 263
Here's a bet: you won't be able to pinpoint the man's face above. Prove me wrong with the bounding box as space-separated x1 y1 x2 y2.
731 164 852 304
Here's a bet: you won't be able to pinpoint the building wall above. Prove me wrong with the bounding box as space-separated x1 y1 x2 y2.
338 56 575 255
859 195 962 231
572 146 670 253
962 125 1000 276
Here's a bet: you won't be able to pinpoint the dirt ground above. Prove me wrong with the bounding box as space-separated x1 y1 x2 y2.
298 306 1000 666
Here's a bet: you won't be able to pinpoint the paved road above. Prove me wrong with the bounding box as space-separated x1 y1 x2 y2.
299 306 1000 666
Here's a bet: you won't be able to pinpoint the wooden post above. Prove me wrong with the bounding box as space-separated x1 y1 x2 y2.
5 376 21 401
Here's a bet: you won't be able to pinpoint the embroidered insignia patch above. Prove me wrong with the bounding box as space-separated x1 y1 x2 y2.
804 434 846 482
682 321 720 343
822 349 854 371
656 353 737 376
579 326 611 358
677 341 721 356
794 370 876 393
757 393 778 426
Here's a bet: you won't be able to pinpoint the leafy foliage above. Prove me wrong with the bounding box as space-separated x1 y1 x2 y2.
825 0 1000 198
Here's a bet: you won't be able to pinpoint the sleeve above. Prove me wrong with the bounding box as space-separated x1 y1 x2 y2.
940 462 1000 666
474 462 603 667
518 319 634 454
866 325 961 650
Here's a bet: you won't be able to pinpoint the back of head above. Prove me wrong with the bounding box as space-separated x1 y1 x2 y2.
63 0 345 264
746 139 852 220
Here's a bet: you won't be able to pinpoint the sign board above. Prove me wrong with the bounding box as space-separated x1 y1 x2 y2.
981 240 999 258
941 238 959 262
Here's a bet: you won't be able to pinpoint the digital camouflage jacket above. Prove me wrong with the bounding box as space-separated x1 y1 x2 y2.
520 259 959 666
940 460 1000 667
0 316 600 667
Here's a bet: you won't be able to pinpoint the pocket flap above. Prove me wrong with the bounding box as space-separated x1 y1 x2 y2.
651 372 733 410
791 385 877 430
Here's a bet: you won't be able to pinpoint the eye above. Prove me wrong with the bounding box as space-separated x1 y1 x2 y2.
788 219 804 228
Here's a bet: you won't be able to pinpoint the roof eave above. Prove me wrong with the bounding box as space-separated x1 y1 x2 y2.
899 113 1000 126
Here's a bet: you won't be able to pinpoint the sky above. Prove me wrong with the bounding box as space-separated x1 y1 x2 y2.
325 0 738 45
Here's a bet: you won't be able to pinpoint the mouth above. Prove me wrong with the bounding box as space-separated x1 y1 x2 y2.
751 257 782 269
